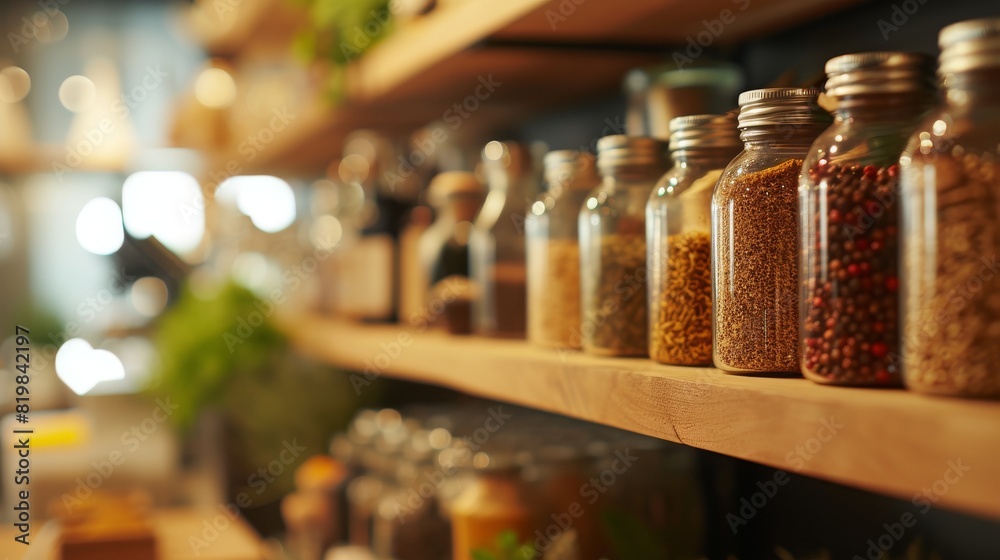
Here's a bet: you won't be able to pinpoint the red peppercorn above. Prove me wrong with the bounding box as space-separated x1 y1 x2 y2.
829 209 841 224
813 296 824 308
887 164 899 177
871 342 888 358
847 263 860 276
870 241 882 252
863 165 877 179
875 369 891 384
885 276 898 292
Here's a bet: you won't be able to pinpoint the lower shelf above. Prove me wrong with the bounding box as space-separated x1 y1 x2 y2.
282 312 1000 521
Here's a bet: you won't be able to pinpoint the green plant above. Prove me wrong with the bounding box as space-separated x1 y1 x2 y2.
293 0 395 101
471 530 537 560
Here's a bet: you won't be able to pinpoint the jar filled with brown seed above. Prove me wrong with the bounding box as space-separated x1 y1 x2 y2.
899 19 1000 398
712 88 832 373
647 114 741 365
800 52 936 386
580 135 667 356
526 151 600 349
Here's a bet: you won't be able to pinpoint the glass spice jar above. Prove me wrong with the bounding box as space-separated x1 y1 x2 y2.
900 19 1000 398
580 135 667 356
526 151 600 349
800 52 935 386
712 88 832 373
647 113 741 365
471 141 539 338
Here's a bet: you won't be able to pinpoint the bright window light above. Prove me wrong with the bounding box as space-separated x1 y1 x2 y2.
122 171 204 254
217 175 296 233
75 197 124 255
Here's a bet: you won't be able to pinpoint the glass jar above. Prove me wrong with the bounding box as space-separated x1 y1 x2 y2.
900 19 1000 398
417 172 484 333
800 53 935 386
580 136 667 356
449 454 533 560
712 88 832 373
471 141 538 338
647 113 740 365
526 151 600 349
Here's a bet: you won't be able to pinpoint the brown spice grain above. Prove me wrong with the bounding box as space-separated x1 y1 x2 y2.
527 239 581 348
650 230 713 365
713 158 802 372
581 234 647 356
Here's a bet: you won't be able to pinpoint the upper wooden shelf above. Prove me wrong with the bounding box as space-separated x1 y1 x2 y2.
209 0 868 174
283 312 1000 522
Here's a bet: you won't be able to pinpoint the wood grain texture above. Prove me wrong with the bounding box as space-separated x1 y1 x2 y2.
283 312 1000 521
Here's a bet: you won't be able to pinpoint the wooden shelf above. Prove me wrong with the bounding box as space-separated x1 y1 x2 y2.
212 0 868 174
283 313 1000 522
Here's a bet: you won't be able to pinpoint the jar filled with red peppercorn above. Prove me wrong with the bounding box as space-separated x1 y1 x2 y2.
900 19 1000 398
800 52 936 386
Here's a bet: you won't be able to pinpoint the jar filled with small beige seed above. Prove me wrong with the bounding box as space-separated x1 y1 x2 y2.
899 19 1000 398
712 88 831 373
580 135 667 356
526 150 600 349
647 113 741 365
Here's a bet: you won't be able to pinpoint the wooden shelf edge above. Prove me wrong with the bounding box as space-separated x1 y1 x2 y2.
281 312 1000 522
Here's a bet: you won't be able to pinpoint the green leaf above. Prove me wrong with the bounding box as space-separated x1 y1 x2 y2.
471 549 496 560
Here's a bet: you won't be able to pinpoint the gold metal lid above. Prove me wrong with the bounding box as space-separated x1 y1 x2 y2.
596 135 667 174
668 113 741 153
939 18 1000 74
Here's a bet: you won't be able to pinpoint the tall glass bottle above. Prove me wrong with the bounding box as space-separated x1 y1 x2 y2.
712 89 831 373
580 135 667 356
471 141 538 338
647 113 740 365
900 19 1000 398
800 52 935 386
526 151 600 349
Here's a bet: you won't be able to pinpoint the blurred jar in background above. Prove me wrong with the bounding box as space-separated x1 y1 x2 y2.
580 136 667 356
647 113 741 366
417 172 485 334
336 132 414 323
471 141 539 338
526 151 600 349
900 19 1000 398
450 449 534 560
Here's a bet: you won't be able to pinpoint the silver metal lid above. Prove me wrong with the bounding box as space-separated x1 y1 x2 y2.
668 113 740 153
596 135 667 173
737 87 831 132
939 18 1000 74
825 52 935 97
543 150 598 192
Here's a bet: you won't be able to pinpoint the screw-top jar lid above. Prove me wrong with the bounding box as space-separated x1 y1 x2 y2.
825 52 936 97
938 18 1000 74
737 88 831 141
668 113 741 153
596 135 667 174
543 150 598 192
